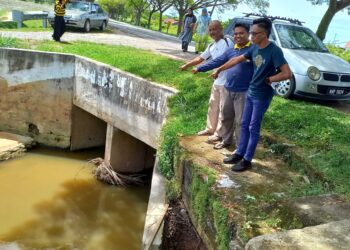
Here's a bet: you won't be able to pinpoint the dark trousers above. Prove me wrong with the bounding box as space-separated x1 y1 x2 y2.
182 41 189 51
53 16 66 41
236 95 271 161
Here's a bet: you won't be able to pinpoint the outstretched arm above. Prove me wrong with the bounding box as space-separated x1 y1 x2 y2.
180 57 204 71
210 54 247 78
193 52 229 74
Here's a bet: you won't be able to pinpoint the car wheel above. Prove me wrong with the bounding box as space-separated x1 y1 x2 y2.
84 20 91 32
274 75 296 98
99 21 106 31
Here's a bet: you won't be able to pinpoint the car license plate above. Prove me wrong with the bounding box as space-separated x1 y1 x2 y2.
327 88 345 95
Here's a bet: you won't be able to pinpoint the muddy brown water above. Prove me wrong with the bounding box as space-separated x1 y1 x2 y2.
0 147 150 250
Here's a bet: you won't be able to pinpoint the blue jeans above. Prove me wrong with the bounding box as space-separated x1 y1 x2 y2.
236 95 272 161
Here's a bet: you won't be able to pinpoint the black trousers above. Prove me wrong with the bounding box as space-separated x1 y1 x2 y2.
182 41 189 51
53 16 66 41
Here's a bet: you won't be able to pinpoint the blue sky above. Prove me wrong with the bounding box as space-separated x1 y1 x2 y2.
210 0 350 46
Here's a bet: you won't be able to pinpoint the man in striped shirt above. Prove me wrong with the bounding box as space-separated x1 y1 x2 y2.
52 0 69 42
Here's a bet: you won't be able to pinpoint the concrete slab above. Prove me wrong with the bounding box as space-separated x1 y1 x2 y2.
142 159 168 250
245 219 350 250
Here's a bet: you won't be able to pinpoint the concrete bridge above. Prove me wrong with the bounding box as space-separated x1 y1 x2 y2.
0 47 176 173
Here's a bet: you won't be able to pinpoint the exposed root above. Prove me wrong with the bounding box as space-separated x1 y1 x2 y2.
88 157 145 186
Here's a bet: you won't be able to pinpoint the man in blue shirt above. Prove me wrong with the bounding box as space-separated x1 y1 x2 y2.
193 23 254 150
211 17 291 172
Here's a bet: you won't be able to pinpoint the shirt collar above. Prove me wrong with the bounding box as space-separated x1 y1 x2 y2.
234 41 251 49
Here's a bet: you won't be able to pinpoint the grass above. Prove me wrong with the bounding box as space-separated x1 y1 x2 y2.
1 37 350 199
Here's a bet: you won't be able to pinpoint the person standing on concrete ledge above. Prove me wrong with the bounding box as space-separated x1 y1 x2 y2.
193 23 254 150
211 18 291 171
52 0 69 42
180 20 233 143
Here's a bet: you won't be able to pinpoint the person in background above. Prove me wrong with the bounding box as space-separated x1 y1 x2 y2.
193 23 254 150
194 8 211 53
179 8 197 52
180 21 233 143
52 0 69 42
211 17 291 171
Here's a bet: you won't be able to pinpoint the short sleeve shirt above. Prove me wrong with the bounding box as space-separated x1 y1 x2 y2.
200 38 234 85
244 42 287 99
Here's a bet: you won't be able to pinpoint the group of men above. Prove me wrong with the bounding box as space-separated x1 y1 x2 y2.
180 18 291 172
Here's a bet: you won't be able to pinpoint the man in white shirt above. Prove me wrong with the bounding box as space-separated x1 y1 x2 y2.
180 20 233 143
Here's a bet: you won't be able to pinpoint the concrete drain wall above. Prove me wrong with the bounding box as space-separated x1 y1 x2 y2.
0 48 176 173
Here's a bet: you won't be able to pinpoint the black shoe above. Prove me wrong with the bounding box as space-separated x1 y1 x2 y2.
223 153 243 164
231 159 252 172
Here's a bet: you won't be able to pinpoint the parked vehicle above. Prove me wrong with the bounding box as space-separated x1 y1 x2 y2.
224 14 350 100
48 1 109 32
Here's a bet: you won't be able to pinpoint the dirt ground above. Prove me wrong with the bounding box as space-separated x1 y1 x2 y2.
162 200 207 250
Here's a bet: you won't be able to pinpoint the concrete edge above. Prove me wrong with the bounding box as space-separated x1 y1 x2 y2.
142 157 168 250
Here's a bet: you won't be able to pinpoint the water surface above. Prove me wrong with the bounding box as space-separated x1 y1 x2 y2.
0 147 149 250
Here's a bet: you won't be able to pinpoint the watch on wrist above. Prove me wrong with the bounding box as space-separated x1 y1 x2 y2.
265 77 271 85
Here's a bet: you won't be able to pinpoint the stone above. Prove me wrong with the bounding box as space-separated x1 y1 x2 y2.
287 194 350 226
245 219 350 250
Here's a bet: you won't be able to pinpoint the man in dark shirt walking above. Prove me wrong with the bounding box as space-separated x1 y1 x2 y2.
52 0 69 42
212 18 291 172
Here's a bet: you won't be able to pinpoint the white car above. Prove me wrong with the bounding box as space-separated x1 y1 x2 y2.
224 14 350 100
48 1 109 32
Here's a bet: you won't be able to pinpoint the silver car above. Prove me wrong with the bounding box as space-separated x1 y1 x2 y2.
48 1 109 32
224 14 350 100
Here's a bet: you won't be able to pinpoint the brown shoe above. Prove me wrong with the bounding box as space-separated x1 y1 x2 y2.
213 141 230 150
197 129 212 136
207 135 221 143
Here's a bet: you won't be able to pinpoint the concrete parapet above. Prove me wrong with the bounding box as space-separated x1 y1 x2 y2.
74 56 176 149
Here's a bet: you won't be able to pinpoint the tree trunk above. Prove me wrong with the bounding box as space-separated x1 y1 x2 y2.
316 3 338 40
158 12 163 31
135 11 142 26
177 11 186 35
148 11 154 28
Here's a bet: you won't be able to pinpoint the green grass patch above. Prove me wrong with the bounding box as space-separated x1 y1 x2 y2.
0 35 18 47
2 38 350 199
0 21 18 29
264 97 350 197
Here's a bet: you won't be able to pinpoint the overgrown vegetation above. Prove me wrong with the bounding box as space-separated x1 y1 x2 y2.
189 164 230 250
327 44 350 62
0 35 18 47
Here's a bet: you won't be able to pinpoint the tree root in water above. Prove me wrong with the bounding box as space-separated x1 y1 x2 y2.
88 157 145 186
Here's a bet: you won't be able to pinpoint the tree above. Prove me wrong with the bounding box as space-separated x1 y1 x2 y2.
152 0 174 31
98 0 127 20
128 0 150 26
147 0 159 28
307 0 350 41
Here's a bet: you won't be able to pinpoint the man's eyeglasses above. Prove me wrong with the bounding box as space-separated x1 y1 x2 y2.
249 31 263 36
